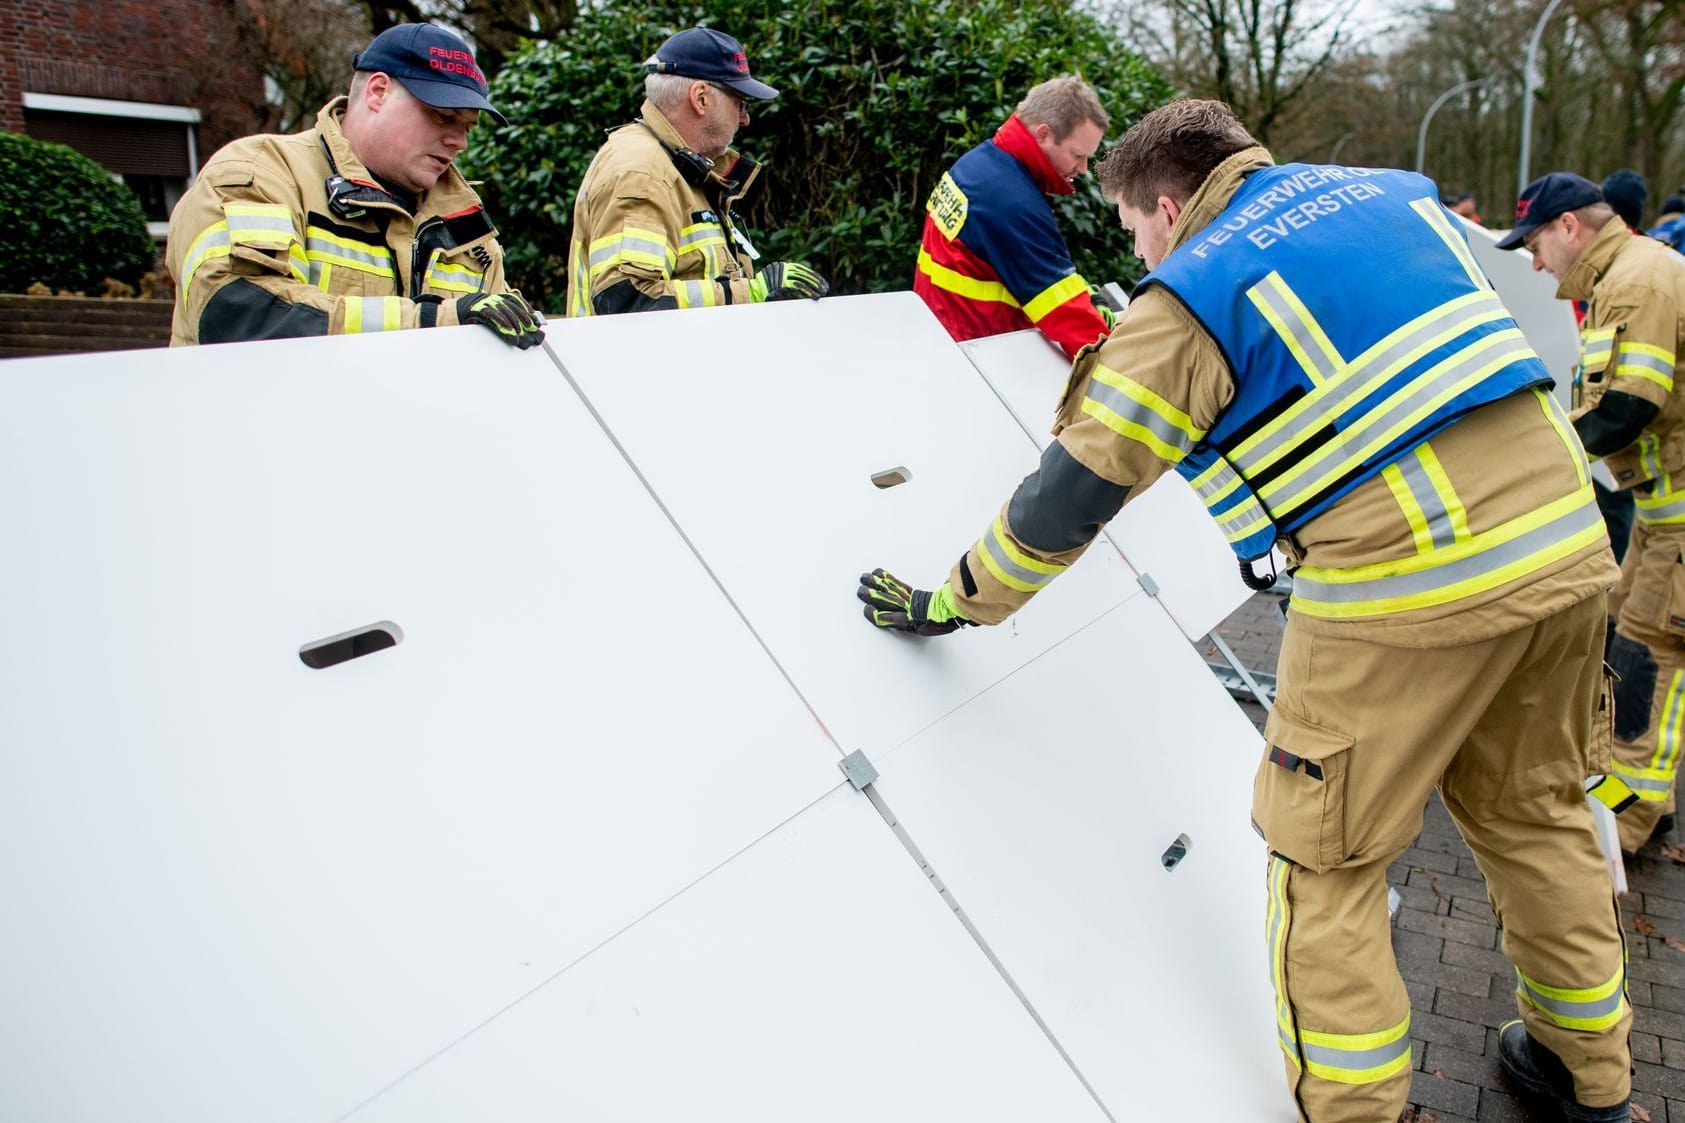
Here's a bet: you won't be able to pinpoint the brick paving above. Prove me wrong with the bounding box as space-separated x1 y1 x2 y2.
1209 592 1685 1122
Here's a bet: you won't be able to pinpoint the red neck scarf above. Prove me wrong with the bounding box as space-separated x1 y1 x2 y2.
992 114 1075 196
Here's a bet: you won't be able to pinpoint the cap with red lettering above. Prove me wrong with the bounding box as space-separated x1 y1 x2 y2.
1495 172 1602 250
353 23 507 126
644 27 778 101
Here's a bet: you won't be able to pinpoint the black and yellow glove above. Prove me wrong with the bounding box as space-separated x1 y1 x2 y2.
421 290 545 349
749 261 829 303
1089 284 1117 331
857 568 970 636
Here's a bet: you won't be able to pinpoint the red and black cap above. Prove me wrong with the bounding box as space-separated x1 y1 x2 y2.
1496 172 1602 250
644 27 778 101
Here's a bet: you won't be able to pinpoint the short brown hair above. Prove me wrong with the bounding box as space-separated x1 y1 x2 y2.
1097 99 1257 212
1015 76 1108 142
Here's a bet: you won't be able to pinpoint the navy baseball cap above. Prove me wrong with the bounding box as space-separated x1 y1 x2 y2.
353 24 507 126
645 28 778 101
1496 172 1603 250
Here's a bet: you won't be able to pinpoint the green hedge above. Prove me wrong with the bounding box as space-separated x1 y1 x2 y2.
0 132 155 294
463 0 1174 309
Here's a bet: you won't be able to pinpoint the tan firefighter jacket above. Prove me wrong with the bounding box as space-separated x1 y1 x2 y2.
1558 219 1685 495
166 98 510 346
946 146 1616 647
566 100 763 316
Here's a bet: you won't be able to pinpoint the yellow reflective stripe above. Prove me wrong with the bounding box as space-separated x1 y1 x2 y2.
304 226 396 280
343 296 402 334
1515 965 1627 1032
1382 463 1436 555
1024 272 1089 323
1299 1014 1412 1085
677 221 728 256
1615 342 1676 391
1080 363 1205 461
180 221 233 305
588 226 674 280
1414 444 1470 541
916 247 1019 307
1267 857 1301 1070
1292 484 1605 618
1534 388 1590 489
1653 669 1685 774
1188 458 1270 544
1228 288 1504 474
1581 328 1616 372
424 258 484 295
1257 329 1534 514
1247 271 1344 387
569 238 592 317
1411 197 1487 291
1635 470 1685 524
223 202 296 249
975 513 1063 594
674 279 720 309
1611 759 1676 800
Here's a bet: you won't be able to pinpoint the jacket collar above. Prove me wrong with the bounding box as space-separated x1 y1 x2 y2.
992 114 1074 197
315 97 485 218
637 99 762 201
1166 145 1276 256
1557 216 1633 303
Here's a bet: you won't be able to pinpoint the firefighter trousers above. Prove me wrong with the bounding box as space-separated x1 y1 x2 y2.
1608 519 1685 853
1255 592 1630 1123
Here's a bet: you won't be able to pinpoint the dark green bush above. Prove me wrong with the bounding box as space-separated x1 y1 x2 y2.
0 132 155 294
463 0 1174 308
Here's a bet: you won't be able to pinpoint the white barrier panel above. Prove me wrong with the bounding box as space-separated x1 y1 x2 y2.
960 329 1258 640
0 332 847 1120
0 296 1292 1121
872 593 1280 1118
345 786 1112 1123
546 293 1147 760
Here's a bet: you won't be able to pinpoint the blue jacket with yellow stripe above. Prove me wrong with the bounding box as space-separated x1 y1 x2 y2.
1144 163 1551 562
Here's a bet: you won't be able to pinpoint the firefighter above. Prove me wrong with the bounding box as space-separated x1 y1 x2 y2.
1502 171 1685 858
913 75 1114 359
166 23 542 349
565 27 827 316
861 101 1631 1123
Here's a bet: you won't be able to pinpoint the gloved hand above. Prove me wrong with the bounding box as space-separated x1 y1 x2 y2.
749 261 829 303
857 569 970 636
1089 285 1117 330
447 290 546 349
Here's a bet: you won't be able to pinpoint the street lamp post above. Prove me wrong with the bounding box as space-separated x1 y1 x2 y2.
1519 0 1567 197
1416 77 1495 176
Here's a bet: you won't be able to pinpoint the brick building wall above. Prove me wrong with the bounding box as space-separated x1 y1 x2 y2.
0 0 263 156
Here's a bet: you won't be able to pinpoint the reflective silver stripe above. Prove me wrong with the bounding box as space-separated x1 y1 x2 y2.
1618 347 1675 381
1235 292 1508 474
1582 335 1615 364
589 234 668 271
1194 460 1243 503
305 235 394 274
979 523 1059 590
1640 433 1666 482
184 227 232 277
678 225 726 251
1259 329 1532 514
1084 378 1200 457
1266 857 1299 1066
676 280 714 308
1250 276 1341 385
225 214 295 242
1300 1035 1412 1075
1393 454 1458 549
1635 473 1685 523
1515 971 1625 1027
1655 670 1685 773
1219 497 1271 542
1294 492 1602 606
1612 763 1674 796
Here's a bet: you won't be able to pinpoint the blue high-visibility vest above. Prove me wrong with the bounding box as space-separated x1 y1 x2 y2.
1139 163 1551 561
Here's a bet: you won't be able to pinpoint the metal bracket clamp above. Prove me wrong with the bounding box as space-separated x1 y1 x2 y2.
1137 572 1160 598
838 749 879 791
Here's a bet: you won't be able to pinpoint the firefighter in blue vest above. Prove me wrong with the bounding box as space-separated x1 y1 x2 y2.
860 100 1630 1123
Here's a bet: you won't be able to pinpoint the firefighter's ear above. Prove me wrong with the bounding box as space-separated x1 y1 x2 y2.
1160 194 1184 229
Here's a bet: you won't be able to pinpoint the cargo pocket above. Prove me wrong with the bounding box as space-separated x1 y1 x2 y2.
1252 708 1354 874
1587 663 1615 775
1665 548 1685 639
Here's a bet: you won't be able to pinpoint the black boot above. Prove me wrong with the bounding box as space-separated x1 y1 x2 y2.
1498 1020 1629 1122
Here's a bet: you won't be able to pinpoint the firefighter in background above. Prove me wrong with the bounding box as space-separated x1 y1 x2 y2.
565 27 827 316
1503 171 1685 858
167 23 542 349
913 76 1114 359
863 101 1630 1123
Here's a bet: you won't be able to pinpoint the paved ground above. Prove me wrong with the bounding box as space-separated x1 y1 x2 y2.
1209 593 1685 1122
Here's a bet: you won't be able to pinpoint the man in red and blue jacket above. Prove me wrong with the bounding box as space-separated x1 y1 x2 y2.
914 76 1112 358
